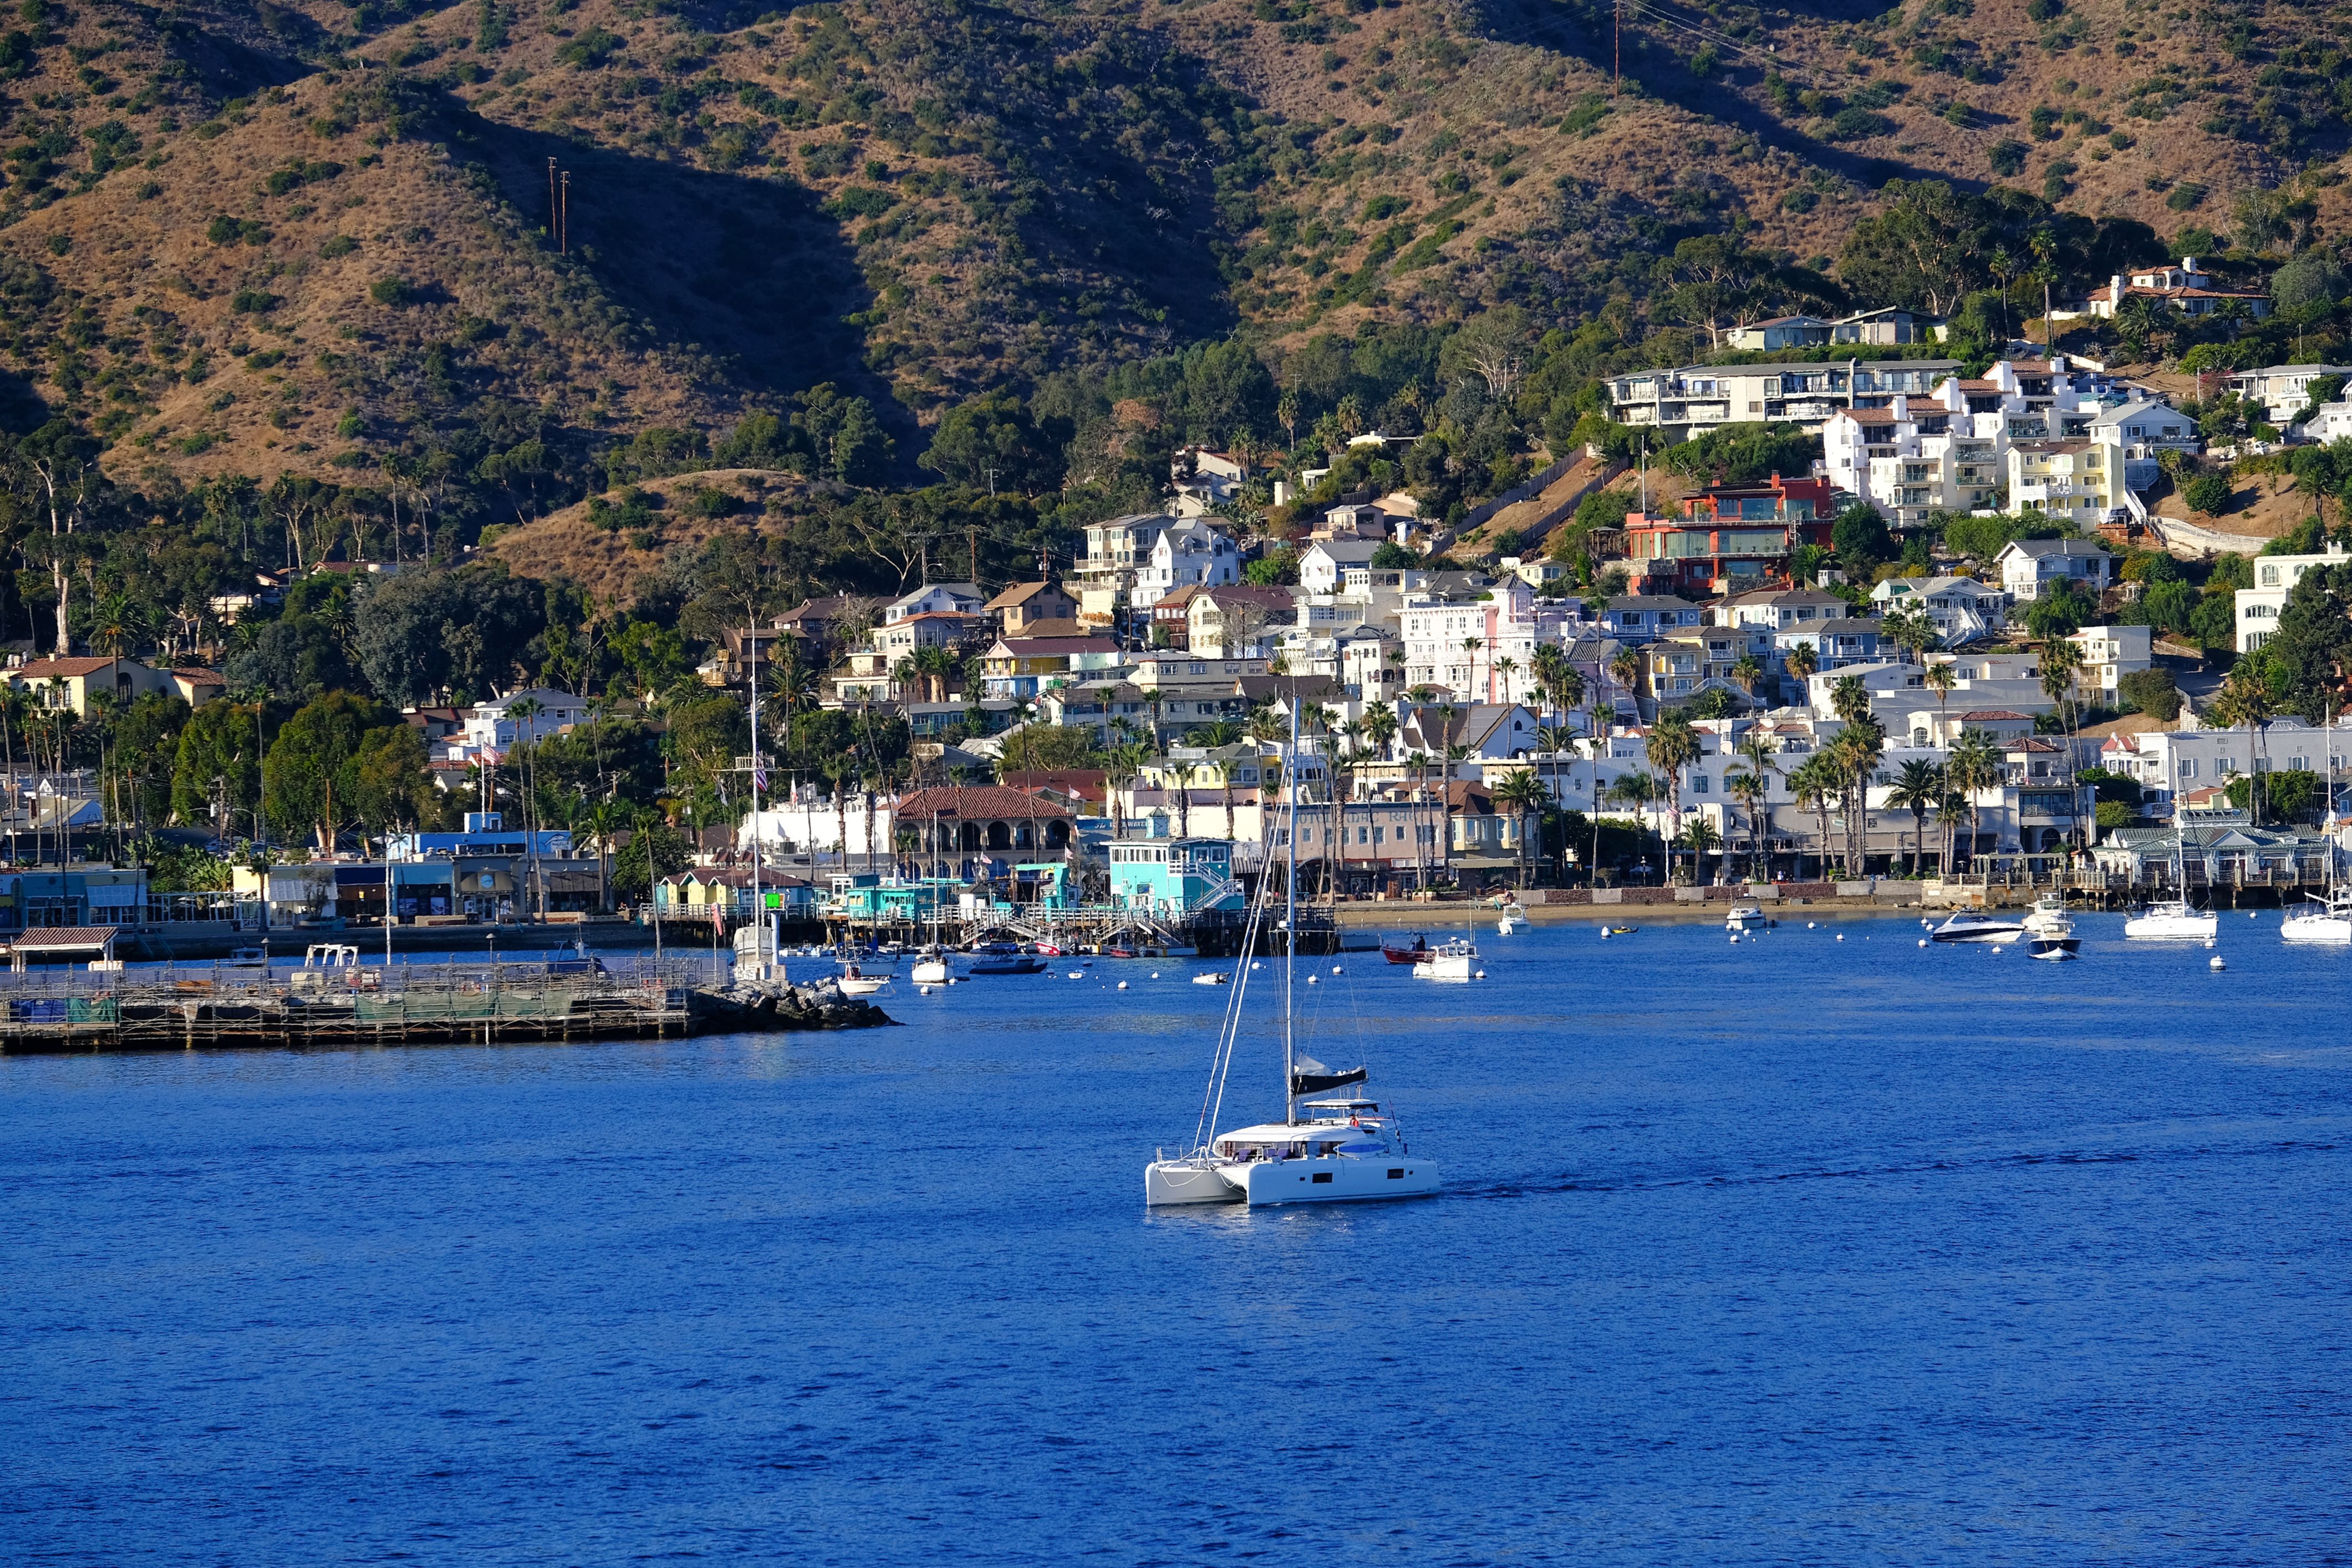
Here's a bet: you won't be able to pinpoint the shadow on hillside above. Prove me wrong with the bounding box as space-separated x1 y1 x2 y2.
162 5 329 96
1471 0 1964 196
454 109 893 424
0 364 49 435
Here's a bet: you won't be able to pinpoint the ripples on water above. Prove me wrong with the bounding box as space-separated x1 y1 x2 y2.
6 915 2351 1564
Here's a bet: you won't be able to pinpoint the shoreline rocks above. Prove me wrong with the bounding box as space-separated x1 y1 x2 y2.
688 978 897 1032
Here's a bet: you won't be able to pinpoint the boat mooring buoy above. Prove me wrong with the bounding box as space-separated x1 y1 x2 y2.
1332 964 1344 975
1835 933 1845 941
1117 980 1128 990
1474 969 1486 979
1150 971 1160 980
2211 955 2228 970
918 985 933 995
1307 975 1319 985
1918 938 1928 948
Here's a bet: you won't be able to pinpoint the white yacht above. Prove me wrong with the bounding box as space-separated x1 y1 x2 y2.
910 945 954 985
1725 903 1771 933
2123 900 2218 940
1496 902 1529 936
1146 705 1438 1208
1413 937 1481 981
2023 894 2073 937
1929 910 2029 944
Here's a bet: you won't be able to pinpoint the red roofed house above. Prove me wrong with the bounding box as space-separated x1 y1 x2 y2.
6 656 199 716
2086 258 2270 320
895 785 1075 858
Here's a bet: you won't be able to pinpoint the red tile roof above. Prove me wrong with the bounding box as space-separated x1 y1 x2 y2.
896 786 1075 819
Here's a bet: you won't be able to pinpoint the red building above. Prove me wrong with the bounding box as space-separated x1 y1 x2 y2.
1625 475 1836 598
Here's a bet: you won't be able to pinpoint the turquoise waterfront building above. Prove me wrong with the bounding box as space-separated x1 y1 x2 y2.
1107 838 1242 917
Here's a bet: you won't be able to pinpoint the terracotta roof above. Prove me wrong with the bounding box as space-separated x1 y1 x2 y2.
897 786 1075 819
1837 407 1900 424
170 667 226 681
1958 710 2032 721
11 658 119 678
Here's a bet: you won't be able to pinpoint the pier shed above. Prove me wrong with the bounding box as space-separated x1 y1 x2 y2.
3 926 119 971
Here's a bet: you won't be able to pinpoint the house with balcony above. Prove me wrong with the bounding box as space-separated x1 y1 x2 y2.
1606 359 1961 441
2004 437 2125 528
885 582 985 624
978 634 1121 700
1129 517 1240 608
1623 475 1836 597
1724 314 1832 351
2069 624 2152 705
1869 576 2010 644
984 580 1078 636
1598 595 1707 644
2234 541 2351 651
1401 576 1580 706
1995 537 2115 602
2228 364 2352 424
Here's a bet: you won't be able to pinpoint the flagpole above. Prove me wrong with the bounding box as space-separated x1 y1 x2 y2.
749 628 763 973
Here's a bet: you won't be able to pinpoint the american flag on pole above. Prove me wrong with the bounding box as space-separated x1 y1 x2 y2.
753 765 768 792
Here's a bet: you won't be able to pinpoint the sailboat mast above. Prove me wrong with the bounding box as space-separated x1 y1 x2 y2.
749 629 763 963
1285 699 1299 1125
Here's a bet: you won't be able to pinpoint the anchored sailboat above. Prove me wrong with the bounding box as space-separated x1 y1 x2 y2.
1144 705 1439 1208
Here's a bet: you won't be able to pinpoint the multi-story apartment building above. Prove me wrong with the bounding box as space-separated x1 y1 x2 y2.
2005 435 2125 526
1129 517 1239 608
2235 542 2351 651
1400 576 1581 706
2227 364 2352 424
1624 475 1836 597
1605 359 1959 440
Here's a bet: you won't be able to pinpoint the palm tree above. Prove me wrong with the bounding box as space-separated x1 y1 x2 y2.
1168 757 1195 838
1830 674 1872 726
1494 655 1519 707
1604 770 1660 880
2037 636 2088 842
1886 757 1946 875
1923 660 1959 745
1645 711 1700 883
1784 639 1819 705
1461 636 1485 701
1729 652 1765 713
2209 665 2276 825
1788 753 1837 880
1492 767 1551 888
1946 728 2002 874
1105 740 1146 839
1831 715 1887 876
586 797 628 912
1726 729 1780 882
1678 815 1722 882
1608 647 1642 717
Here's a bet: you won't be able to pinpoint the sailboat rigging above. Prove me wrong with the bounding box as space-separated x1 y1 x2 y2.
1144 702 1440 1206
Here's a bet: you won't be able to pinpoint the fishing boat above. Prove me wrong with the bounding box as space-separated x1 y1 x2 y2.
1724 903 1771 933
1413 936 1480 982
1381 933 1434 965
1496 901 1529 935
1929 910 2029 944
1145 704 1438 1207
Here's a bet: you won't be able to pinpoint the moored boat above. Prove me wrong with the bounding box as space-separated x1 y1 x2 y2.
1929 910 2029 944
1725 903 1771 933
1382 934 1434 965
1413 937 1480 981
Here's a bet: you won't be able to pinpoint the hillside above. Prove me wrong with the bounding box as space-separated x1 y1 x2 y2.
0 0 2346 521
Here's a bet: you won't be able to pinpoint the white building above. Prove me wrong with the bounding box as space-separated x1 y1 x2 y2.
1399 577 1580 707
2298 400 2352 444
1996 537 2115 602
2069 624 2152 705
2236 542 2351 651
2085 258 2271 321
1297 539 1384 594
2098 718 2352 813
1605 359 1959 441
884 583 984 624
1129 518 1239 608
1870 576 2010 645
462 687 588 755
2227 364 2352 424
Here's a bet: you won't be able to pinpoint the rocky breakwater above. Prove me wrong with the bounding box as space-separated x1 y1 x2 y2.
688 978 897 1032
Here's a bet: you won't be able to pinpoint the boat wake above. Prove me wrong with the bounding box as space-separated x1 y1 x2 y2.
1449 1137 2345 1200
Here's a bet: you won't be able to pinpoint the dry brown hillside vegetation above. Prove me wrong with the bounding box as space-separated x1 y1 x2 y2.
0 0 2348 509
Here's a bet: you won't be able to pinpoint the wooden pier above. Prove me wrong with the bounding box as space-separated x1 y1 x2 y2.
0 957 703 1055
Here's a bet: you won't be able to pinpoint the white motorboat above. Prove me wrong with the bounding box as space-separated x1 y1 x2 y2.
1929 910 2029 944
910 945 954 985
1191 970 1230 986
1146 702 1438 1208
1725 902 1771 933
2123 899 2218 940
2281 889 2352 944
2023 894 2073 937
1496 910 1529 936
1413 937 1481 981
2028 935 2080 961
835 963 891 996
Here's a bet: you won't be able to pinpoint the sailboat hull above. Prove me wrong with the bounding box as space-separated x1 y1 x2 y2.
1144 1160 1245 1205
2280 913 2352 945
1231 1156 1441 1205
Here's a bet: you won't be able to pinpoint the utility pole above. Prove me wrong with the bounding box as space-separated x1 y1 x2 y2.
1614 0 1621 97
559 170 570 256
984 466 999 498
547 157 558 243
968 525 980 586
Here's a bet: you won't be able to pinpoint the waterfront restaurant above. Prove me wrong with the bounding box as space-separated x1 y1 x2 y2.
1108 838 1241 917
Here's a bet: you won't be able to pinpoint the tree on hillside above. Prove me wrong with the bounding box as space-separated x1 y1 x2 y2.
920 392 1061 494
352 566 547 707
260 692 418 846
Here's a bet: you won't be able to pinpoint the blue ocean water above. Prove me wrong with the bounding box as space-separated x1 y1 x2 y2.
5 913 2351 1565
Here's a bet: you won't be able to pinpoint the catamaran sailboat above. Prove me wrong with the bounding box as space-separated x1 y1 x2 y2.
1145 707 1439 1208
